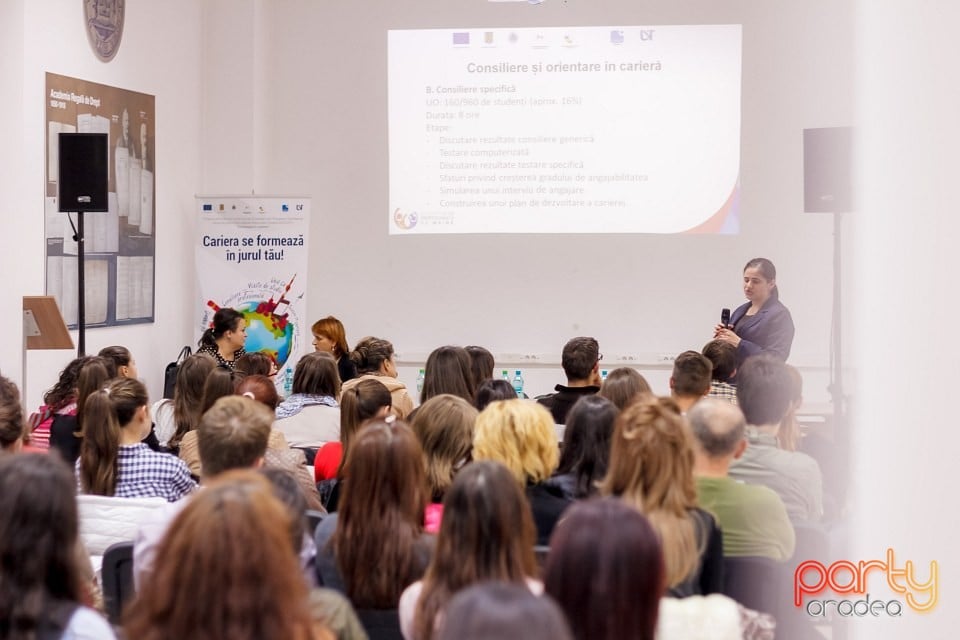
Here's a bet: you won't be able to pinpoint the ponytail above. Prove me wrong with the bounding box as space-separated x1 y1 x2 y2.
79 388 121 496
338 379 392 477
198 327 217 349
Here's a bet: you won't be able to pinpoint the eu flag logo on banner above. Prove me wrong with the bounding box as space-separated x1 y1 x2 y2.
202 204 213 211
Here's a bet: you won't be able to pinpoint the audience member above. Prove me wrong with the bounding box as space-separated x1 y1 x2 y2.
151 353 216 450
199 366 243 414
464 345 495 388
342 336 414 419
598 366 652 410
420 346 476 405
411 394 479 532
473 379 516 411
78 378 195 501
135 395 274 581
30 356 89 450
729 355 823 523
49 356 114 465
399 461 540 640
97 345 139 379
689 399 795 560
473 399 571 545
547 395 617 499
537 337 602 424
778 364 804 452
0 375 26 452
197 307 247 369
0 454 116 638
702 340 739 405
312 315 358 383
315 420 433 610
669 350 713 413
235 373 281 410
234 351 278 377
436 582 572 640
599 397 722 597
275 351 341 448
125 471 324 640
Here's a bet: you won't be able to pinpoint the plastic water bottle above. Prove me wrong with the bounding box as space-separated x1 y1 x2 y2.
417 368 425 394
512 369 524 398
283 367 293 398
501 369 510 383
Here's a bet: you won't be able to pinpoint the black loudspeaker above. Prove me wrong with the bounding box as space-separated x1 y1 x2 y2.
803 127 853 213
58 133 108 212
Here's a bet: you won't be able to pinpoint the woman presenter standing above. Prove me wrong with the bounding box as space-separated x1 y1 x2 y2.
714 258 795 367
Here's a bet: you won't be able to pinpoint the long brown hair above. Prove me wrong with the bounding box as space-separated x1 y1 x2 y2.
124 471 314 640
598 396 702 588
337 378 392 477
332 420 428 608
79 378 148 496
411 394 478 501
74 357 114 437
414 461 536 640
170 354 217 448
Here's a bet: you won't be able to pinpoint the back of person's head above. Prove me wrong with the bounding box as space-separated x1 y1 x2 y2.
125 471 314 640
737 354 794 426
436 582 573 640
416 461 537 640
171 353 217 447
779 364 804 451
292 351 340 397
473 399 558 485
97 345 134 377
43 356 90 411
311 316 350 358
199 307 245 348
338 378 392 476
200 366 243 414
334 420 428 608
349 336 394 375
598 396 699 588
598 367 652 410
561 337 600 382
0 454 81 626
686 398 747 459
421 346 475 404
411 394 479 501
544 498 664 640
670 350 713 397
260 467 310 553
80 377 149 496
0 376 25 451
556 395 618 498
701 340 737 383
234 374 280 411
197 396 273 477
76 356 115 432
464 346 495 388
234 352 275 377
473 379 517 411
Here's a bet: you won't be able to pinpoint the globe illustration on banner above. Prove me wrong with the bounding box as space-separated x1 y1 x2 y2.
239 300 295 367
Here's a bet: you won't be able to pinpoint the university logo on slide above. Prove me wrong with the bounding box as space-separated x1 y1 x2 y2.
393 208 418 230
794 549 938 618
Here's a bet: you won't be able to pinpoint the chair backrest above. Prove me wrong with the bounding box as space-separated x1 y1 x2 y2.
355 608 403 640
101 540 135 625
721 555 784 616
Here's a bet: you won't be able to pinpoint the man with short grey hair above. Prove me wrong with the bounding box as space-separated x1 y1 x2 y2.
690 398 795 561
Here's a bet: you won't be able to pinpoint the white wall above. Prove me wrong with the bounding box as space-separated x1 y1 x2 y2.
7 0 204 409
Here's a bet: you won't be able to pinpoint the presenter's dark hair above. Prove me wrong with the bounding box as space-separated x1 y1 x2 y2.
199 308 245 348
473 379 517 411
556 395 618 499
545 498 664 640
744 257 779 300
737 354 793 426
349 337 395 375
465 346 495 387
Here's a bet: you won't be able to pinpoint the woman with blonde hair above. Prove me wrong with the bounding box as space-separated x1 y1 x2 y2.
472 399 571 545
78 378 196 501
124 471 326 639
598 396 722 597
341 337 414 419
400 461 539 640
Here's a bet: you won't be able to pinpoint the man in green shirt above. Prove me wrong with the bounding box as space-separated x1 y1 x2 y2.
689 398 795 561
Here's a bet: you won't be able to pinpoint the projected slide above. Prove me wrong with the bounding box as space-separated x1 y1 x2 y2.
388 25 741 234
